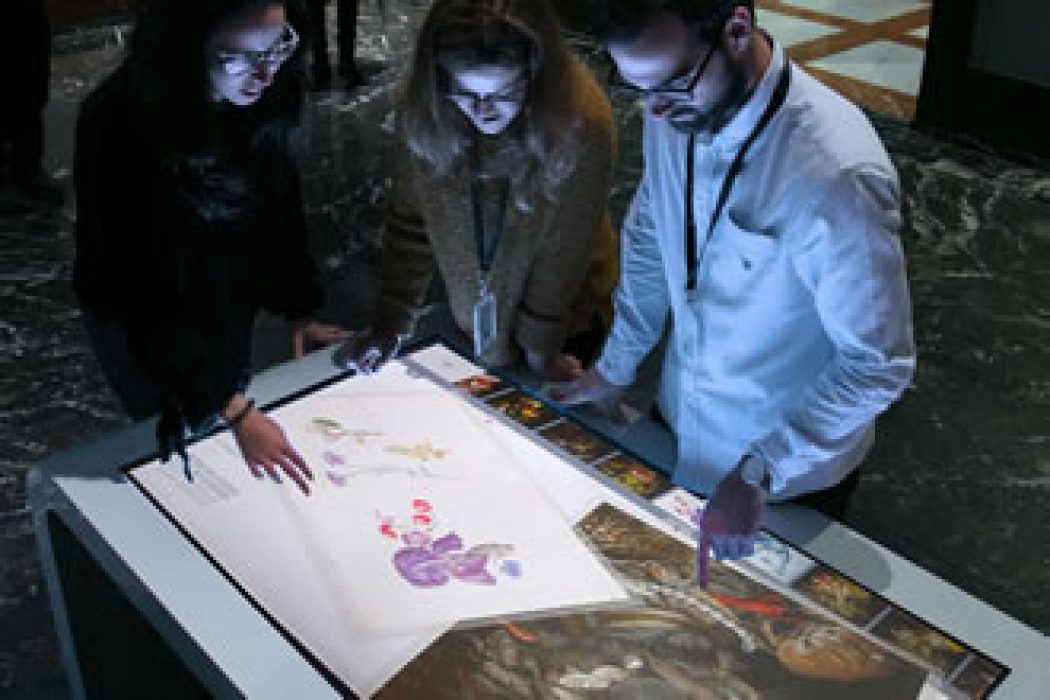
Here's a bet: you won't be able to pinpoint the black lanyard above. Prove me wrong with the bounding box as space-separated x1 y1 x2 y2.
685 62 792 291
470 144 510 280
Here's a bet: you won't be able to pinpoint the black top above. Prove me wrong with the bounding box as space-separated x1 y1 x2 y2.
73 65 323 434
2 0 50 107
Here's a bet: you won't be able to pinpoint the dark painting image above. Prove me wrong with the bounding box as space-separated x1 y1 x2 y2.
485 390 561 429
539 420 618 463
792 565 888 626
595 455 673 499
454 374 509 399
871 609 971 677
381 503 935 699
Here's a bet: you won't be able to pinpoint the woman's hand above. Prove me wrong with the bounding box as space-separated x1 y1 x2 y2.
292 321 352 359
226 397 313 494
525 350 584 383
332 328 402 375
549 366 630 423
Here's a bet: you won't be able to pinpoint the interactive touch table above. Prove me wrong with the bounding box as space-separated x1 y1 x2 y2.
29 340 1050 698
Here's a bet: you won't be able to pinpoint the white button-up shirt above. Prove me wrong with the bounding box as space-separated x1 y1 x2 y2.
596 40 916 500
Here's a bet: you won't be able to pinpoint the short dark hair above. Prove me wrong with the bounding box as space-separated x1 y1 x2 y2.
592 0 754 44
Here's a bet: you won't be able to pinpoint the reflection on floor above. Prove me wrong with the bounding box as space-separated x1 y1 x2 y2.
757 0 931 119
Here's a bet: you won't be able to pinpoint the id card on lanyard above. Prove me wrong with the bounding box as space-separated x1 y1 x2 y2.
684 62 791 299
470 144 510 358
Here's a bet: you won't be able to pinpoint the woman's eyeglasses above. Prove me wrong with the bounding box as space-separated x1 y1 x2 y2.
445 80 528 111
607 42 718 100
212 23 299 77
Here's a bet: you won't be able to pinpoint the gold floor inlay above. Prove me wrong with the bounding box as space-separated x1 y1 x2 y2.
758 0 931 119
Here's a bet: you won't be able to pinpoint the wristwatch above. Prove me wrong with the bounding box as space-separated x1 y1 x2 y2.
738 452 771 491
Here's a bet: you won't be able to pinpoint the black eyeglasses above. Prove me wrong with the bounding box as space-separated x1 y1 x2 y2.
607 41 718 100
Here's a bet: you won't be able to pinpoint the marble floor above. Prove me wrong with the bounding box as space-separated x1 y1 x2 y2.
1 0 1048 696
758 0 931 119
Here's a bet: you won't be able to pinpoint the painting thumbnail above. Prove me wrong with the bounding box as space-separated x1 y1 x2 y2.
595 454 673 499
871 609 970 677
793 565 887 626
539 420 617 464
485 390 560 429
454 374 508 398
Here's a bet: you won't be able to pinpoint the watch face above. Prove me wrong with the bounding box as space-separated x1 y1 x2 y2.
741 455 765 486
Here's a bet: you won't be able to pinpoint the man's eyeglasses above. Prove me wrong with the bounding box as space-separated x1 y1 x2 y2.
212 22 299 77
608 41 718 100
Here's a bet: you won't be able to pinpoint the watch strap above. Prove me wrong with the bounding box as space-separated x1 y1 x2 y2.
739 452 769 489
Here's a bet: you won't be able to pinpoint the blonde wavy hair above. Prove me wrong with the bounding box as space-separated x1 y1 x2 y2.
398 0 581 210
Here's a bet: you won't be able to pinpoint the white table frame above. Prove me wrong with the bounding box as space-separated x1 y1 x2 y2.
29 344 1050 698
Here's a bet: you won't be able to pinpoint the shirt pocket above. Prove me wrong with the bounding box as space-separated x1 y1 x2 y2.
699 217 779 303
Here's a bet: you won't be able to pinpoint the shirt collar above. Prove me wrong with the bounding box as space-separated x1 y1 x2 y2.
714 33 786 148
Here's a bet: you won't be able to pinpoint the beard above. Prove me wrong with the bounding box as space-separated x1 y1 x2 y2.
665 57 751 136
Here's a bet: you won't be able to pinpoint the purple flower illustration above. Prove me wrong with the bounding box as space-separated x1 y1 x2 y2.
449 552 497 585
401 530 433 548
393 547 453 587
393 532 508 588
500 559 523 579
322 450 346 467
431 532 463 555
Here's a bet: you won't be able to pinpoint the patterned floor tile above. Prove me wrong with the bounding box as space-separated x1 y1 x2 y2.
776 0 930 24
759 8 840 48
808 40 927 96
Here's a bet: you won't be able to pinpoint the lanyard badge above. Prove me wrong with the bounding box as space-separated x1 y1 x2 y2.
469 147 510 358
472 278 498 358
684 62 791 300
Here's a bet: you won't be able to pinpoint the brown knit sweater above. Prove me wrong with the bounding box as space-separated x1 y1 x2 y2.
375 59 619 367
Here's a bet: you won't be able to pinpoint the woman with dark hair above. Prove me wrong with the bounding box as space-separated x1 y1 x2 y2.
336 0 619 380
74 0 349 493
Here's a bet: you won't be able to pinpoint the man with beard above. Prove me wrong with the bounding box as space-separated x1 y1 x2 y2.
553 0 915 583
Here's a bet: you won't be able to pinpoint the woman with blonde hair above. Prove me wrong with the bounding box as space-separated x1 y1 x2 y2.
336 0 618 380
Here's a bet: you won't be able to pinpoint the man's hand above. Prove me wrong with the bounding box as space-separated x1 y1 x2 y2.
332 328 402 374
230 405 313 495
548 366 628 421
292 321 352 359
524 350 584 382
692 466 766 587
